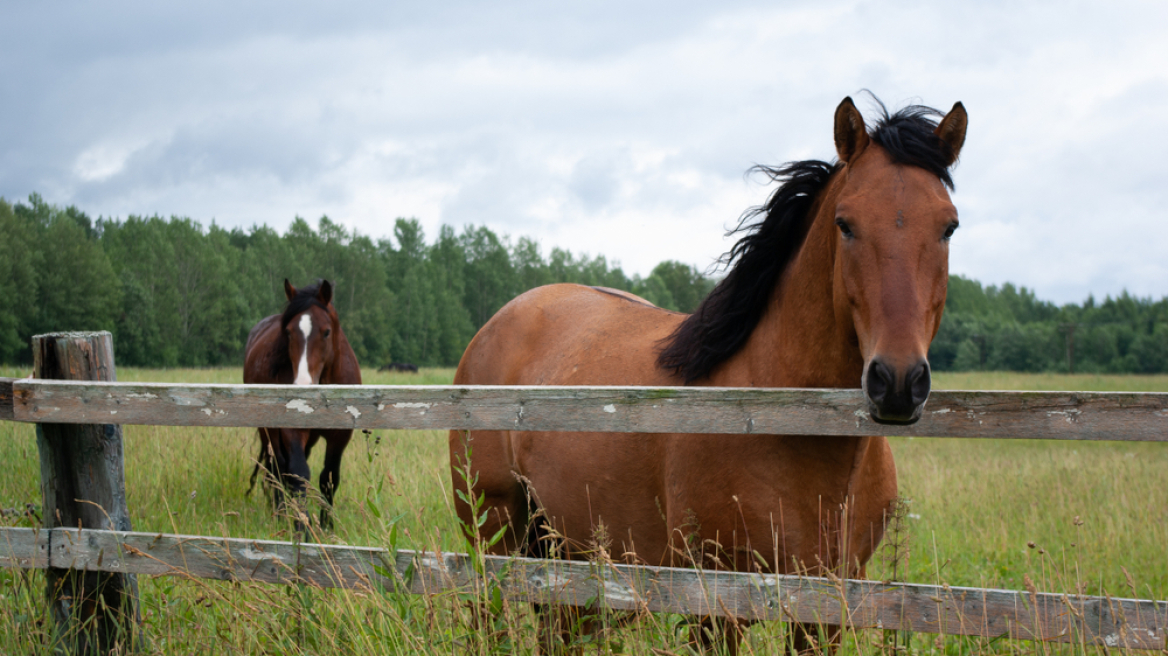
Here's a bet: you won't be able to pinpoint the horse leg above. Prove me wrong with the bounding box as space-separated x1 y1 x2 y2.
537 601 642 654
688 616 746 655
526 509 629 654
456 430 577 652
449 429 530 553
535 604 573 654
317 430 352 530
256 427 291 511
281 429 312 532
536 603 615 655
788 622 839 655
249 428 272 498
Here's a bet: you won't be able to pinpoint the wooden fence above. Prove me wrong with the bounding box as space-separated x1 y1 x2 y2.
2 331 1168 652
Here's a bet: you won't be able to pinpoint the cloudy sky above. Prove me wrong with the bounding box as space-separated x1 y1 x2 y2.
3 1 1166 304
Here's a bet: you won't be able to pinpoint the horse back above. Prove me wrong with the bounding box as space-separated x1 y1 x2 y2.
455 284 686 387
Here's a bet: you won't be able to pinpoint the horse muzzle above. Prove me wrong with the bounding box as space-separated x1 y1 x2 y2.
862 357 930 425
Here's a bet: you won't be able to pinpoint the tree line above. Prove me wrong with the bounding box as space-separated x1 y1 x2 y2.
2 194 1166 373
930 276 1168 374
0 194 712 368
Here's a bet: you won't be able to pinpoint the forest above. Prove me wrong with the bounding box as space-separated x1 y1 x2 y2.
2 193 1166 373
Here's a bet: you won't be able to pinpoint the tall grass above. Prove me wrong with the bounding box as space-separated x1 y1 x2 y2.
1 369 1166 653
891 371 1168 595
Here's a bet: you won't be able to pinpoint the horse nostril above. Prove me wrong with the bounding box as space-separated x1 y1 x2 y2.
908 361 931 406
866 360 892 403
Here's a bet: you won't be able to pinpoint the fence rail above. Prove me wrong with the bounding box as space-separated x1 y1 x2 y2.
3 527 1165 651
5 378 1168 441
3 366 1168 652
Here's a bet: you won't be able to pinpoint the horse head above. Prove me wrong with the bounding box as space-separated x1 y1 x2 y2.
830 97 967 424
282 279 338 386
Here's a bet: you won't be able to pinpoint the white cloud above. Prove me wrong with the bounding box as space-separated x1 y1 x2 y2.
73 141 144 182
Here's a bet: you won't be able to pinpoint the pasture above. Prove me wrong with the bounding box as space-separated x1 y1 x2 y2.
1 367 1166 654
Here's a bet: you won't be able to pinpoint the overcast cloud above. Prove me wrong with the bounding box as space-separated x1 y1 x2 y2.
2 1 1166 304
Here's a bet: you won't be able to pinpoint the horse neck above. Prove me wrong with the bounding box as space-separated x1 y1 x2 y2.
714 176 864 389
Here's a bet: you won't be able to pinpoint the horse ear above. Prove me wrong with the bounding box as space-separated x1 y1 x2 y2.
834 97 870 164
934 101 967 167
284 279 296 301
317 279 333 306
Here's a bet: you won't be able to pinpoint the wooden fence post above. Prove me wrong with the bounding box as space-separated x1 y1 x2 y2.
34 332 139 654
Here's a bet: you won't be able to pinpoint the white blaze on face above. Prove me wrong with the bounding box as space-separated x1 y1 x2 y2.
294 314 313 385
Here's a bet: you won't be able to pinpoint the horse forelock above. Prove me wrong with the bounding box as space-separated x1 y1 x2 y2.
867 99 956 190
656 98 960 383
280 282 331 331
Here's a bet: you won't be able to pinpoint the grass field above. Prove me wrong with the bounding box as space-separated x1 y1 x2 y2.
1 368 1166 654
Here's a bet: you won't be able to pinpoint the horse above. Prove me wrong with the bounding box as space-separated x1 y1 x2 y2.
244 279 361 530
378 362 419 373
449 96 967 652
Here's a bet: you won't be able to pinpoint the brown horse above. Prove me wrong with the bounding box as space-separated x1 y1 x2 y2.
450 96 967 651
245 279 361 529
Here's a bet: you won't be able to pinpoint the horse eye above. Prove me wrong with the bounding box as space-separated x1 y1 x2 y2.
835 218 854 239
943 221 959 241
322 328 331 338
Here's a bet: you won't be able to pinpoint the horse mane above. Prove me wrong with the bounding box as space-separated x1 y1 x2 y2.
657 99 958 382
655 160 835 382
268 281 330 379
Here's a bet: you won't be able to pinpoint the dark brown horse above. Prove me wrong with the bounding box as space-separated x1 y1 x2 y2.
450 96 967 651
245 279 361 529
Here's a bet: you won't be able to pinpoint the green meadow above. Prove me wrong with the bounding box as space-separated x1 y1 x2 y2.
1 368 1166 654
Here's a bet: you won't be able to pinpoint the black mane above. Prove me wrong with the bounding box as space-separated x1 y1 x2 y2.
655 160 835 382
656 100 958 382
269 281 330 379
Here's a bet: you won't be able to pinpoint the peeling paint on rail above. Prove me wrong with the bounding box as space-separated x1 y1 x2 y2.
239 547 285 563
286 399 314 414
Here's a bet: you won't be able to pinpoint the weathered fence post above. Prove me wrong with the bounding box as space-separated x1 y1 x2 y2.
34 332 139 654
